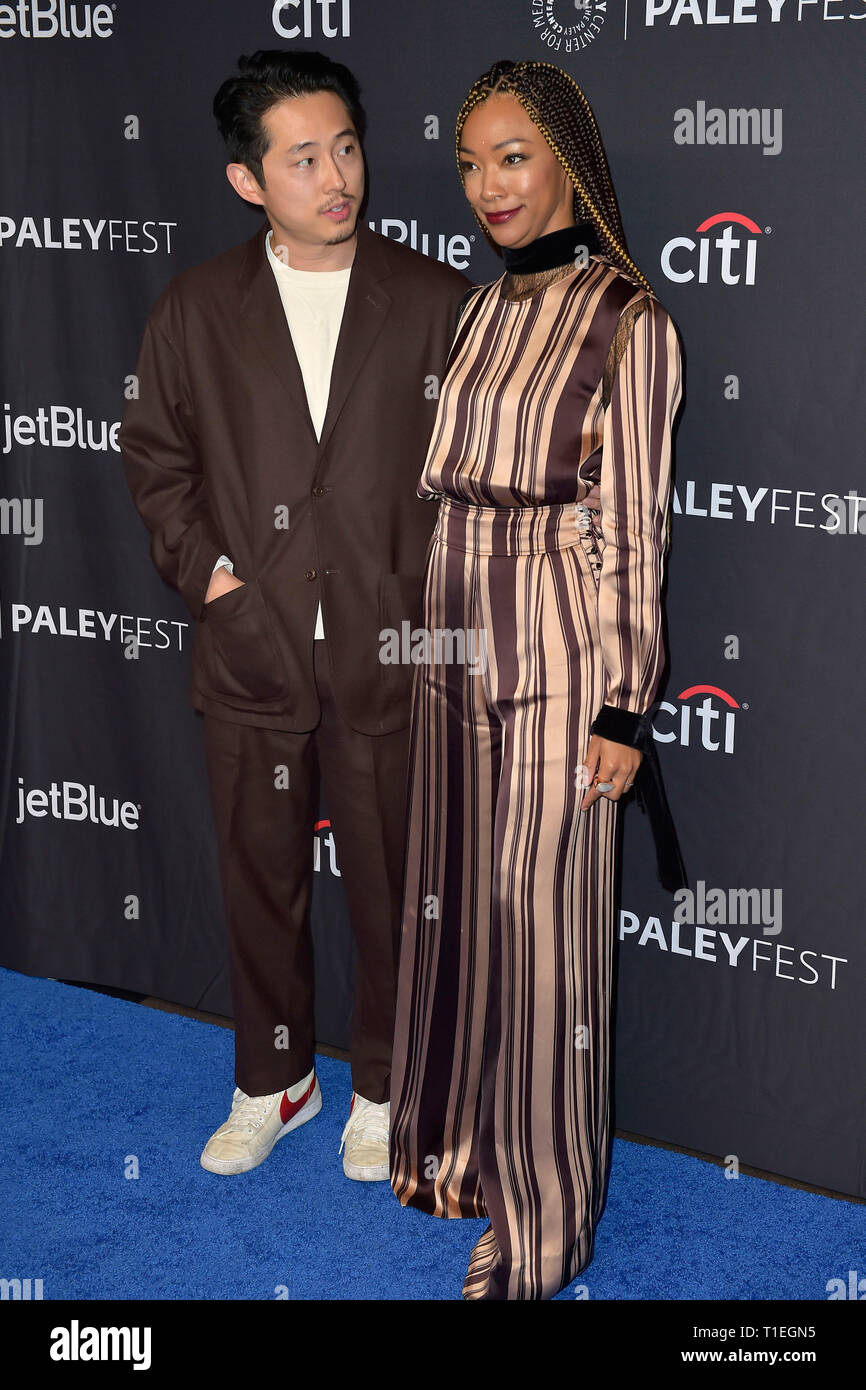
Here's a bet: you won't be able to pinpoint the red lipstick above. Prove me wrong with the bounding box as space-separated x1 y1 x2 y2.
485 207 522 225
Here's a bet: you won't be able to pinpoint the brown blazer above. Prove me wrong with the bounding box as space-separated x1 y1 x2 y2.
120 221 469 734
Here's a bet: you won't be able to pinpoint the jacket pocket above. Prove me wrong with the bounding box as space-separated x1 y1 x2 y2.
377 573 426 705
197 580 290 704
379 572 426 637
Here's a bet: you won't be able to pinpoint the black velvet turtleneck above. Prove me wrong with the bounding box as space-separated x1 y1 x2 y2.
501 220 600 274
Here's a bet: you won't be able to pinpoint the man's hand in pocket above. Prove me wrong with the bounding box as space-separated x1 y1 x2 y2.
205 568 245 604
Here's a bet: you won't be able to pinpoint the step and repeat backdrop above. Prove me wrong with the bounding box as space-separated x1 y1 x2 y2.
1 2 863 1197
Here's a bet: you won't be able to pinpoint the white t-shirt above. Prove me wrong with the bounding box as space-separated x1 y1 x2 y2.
268 229 351 640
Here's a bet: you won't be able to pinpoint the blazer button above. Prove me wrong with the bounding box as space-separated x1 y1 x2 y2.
305 569 317 581
312 486 327 497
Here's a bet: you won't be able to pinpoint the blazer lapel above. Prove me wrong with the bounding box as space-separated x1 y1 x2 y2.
236 225 317 441
317 224 393 456
233 222 393 453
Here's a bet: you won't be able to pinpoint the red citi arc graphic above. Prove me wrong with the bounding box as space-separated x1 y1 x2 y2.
695 212 762 235
677 684 740 708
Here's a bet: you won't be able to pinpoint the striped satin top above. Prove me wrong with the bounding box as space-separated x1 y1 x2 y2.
418 257 684 718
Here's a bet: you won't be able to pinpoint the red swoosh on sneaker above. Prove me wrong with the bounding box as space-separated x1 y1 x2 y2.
280 1076 316 1125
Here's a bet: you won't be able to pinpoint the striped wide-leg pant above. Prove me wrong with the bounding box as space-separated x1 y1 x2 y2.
389 497 620 1301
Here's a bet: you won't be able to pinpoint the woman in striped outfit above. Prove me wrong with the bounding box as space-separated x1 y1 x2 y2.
389 59 684 1300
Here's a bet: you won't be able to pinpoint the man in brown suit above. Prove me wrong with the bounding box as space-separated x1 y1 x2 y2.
119 50 468 1178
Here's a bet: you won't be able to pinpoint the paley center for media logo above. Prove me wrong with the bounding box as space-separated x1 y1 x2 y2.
530 0 608 53
661 211 768 285
652 683 744 754
272 0 350 38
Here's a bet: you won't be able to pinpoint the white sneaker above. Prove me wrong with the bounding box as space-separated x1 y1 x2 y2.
338 1093 390 1182
200 1069 321 1175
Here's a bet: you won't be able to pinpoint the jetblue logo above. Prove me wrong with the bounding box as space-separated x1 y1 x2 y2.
368 218 472 271
16 778 140 830
3 402 120 455
0 1 115 38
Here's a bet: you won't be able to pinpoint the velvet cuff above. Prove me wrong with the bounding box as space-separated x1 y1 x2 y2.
590 703 653 751
590 704 689 892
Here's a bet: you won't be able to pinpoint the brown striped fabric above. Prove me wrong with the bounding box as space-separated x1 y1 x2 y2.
389 258 683 1300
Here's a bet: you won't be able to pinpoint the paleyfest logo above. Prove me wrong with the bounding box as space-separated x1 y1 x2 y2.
530 0 608 52
644 0 866 27
661 211 769 285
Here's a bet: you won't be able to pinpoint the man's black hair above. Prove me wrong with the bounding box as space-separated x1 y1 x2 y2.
213 49 366 187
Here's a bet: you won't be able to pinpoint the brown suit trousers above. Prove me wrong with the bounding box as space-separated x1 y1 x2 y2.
202 638 411 1103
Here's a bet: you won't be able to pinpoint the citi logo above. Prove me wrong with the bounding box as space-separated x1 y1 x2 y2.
652 685 743 754
674 103 782 156
313 818 341 877
661 212 765 285
368 219 472 272
16 778 140 829
0 1 115 38
272 0 350 38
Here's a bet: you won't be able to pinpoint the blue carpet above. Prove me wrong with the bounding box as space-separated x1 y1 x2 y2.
1 967 863 1301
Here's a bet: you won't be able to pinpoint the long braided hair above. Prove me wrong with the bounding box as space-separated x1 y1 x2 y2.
456 59 652 294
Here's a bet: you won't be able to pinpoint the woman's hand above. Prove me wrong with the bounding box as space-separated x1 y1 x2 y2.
579 734 641 809
583 481 601 511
